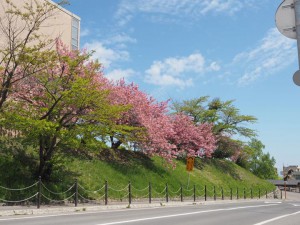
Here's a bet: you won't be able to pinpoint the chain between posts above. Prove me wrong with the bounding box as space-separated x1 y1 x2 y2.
2 178 276 207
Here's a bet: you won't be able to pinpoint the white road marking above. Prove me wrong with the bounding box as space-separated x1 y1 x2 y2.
291 204 300 206
94 204 279 225
253 211 300 225
264 201 282 204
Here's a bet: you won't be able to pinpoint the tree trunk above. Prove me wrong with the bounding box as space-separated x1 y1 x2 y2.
37 136 56 180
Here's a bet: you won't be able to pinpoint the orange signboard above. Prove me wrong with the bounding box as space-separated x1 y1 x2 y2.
186 157 195 171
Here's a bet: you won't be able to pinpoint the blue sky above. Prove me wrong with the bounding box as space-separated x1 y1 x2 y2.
64 0 300 173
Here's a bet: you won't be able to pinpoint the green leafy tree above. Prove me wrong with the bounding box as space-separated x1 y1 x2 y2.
173 97 257 158
237 139 277 179
173 97 257 137
3 42 126 180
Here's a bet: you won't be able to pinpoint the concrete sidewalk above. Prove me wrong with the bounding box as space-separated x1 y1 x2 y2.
284 190 300 201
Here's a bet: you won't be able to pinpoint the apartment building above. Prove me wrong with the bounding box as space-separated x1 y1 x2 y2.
0 0 80 50
0 0 80 137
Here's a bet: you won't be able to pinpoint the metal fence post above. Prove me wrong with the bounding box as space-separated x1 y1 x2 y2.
180 185 183 202
259 188 261 199
128 181 132 205
251 188 253 199
237 187 239 200
214 186 216 201
193 184 196 202
244 188 246 199
37 176 41 209
205 185 207 201
265 189 267 199
74 179 78 207
230 188 232 200
149 182 152 204
221 187 224 200
105 180 108 205
166 183 169 203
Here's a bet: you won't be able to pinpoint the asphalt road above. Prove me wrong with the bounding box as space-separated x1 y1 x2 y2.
0 201 300 225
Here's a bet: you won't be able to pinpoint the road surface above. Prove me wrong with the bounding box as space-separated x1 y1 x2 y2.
0 201 300 225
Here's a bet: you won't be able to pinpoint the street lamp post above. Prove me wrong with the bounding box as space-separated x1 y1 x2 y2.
276 0 300 85
293 0 300 84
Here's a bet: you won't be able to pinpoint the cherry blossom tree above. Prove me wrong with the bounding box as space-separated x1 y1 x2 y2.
107 80 216 164
172 97 257 159
170 113 216 158
6 41 125 179
107 80 174 154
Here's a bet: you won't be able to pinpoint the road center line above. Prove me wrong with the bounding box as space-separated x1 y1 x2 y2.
253 211 300 225
95 204 279 225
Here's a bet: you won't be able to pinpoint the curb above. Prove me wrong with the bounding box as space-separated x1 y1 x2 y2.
0 199 280 217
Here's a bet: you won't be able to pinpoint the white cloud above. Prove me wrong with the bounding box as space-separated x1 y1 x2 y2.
83 41 129 69
201 0 243 15
102 33 137 50
115 0 257 26
232 28 296 86
145 53 220 88
80 28 90 37
106 34 137 45
209 62 221 72
105 69 136 81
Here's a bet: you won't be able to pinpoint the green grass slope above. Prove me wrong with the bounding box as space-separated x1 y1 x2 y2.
55 149 275 200
0 149 275 203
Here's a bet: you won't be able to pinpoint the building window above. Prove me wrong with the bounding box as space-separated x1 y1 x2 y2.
71 17 79 50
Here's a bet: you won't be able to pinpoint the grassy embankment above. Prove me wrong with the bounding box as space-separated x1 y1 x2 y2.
0 149 275 203
56 149 275 201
